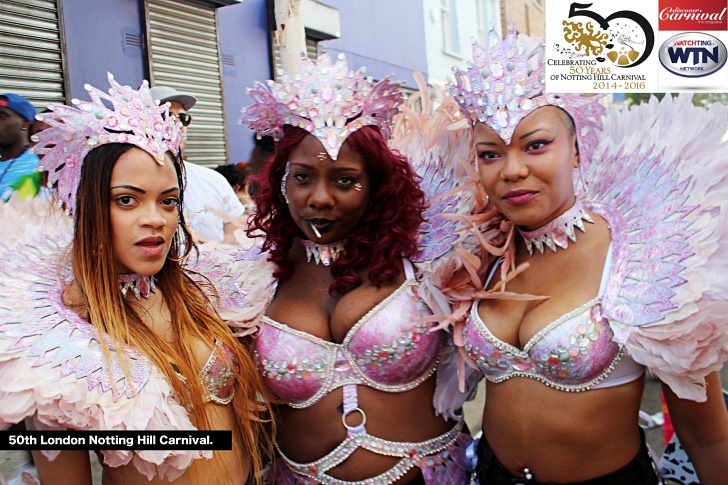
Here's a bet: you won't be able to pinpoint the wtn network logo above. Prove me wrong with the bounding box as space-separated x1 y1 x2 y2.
659 32 727 77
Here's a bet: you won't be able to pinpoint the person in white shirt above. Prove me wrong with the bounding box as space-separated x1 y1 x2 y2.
149 86 245 243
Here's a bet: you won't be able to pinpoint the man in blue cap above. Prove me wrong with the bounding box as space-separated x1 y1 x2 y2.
0 93 40 201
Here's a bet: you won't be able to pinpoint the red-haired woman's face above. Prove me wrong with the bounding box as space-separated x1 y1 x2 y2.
109 148 180 276
285 133 370 244
474 106 578 231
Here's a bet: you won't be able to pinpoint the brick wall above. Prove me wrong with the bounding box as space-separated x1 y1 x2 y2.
502 0 545 37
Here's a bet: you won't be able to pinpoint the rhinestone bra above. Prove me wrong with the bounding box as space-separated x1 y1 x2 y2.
254 265 440 408
175 341 238 405
464 297 623 391
463 244 642 392
254 259 466 484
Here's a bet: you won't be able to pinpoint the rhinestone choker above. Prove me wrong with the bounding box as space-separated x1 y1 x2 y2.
299 239 344 266
118 273 156 300
518 200 594 256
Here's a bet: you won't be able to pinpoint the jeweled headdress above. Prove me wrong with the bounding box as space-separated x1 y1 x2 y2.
32 72 183 215
239 52 404 160
448 22 604 170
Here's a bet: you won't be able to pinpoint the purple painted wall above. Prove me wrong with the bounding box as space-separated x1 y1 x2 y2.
316 0 428 88
59 0 427 164
218 0 270 164
61 0 146 100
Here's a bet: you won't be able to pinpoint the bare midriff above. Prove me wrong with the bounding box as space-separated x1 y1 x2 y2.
276 374 454 483
481 375 645 482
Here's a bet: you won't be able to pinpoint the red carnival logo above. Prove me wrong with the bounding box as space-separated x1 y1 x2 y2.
659 0 728 30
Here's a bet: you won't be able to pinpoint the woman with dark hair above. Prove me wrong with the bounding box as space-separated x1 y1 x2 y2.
0 74 272 484
237 55 474 484
250 124 427 295
448 24 728 484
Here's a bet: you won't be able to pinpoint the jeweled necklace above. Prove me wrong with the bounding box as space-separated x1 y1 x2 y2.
518 199 594 257
118 273 156 300
299 239 344 266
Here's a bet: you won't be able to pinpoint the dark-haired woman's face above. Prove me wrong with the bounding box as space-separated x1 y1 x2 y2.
285 134 370 243
110 148 180 275
474 106 578 231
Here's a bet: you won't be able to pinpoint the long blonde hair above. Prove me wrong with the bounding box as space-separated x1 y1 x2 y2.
68 143 273 483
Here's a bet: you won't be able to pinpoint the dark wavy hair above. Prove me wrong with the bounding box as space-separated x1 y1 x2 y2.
247 125 426 294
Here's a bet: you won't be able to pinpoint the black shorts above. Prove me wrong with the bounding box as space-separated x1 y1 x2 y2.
473 429 661 485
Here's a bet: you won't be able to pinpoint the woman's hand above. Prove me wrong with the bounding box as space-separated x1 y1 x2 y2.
663 371 728 485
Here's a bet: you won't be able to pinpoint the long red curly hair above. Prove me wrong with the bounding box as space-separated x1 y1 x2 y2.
247 125 426 294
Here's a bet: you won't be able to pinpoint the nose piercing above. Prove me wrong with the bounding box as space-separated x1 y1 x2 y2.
354 183 362 192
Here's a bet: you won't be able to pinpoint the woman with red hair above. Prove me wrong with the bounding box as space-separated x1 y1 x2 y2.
238 54 474 484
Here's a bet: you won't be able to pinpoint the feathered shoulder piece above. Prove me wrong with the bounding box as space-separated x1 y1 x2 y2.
388 73 481 316
391 74 478 254
389 74 483 417
585 94 728 401
187 234 278 335
0 197 209 480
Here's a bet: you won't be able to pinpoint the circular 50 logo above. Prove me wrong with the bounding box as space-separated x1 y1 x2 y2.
659 32 727 78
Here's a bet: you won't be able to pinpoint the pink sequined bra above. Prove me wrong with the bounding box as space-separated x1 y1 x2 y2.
175 341 238 405
463 244 643 391
254 259 441 408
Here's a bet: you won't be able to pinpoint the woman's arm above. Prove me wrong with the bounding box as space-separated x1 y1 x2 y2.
662 371 728 485
31 449 93 485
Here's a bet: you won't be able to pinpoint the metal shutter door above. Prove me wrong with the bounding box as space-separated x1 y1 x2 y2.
147 0 227 167
0 0 65 110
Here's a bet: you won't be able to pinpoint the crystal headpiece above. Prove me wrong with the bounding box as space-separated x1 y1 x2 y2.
239 52 404 160
448 22 604 170
32 72 183 216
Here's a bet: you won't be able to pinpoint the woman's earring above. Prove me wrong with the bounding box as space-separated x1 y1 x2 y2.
166 226 188 262
281 161 290 204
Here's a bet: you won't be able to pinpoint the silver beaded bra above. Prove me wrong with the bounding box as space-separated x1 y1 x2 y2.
253 259 441 408
462 244 643 392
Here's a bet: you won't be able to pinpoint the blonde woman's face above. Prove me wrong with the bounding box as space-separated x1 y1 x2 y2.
109 148 180 276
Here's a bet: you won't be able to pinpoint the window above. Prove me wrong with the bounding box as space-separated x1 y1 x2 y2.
441 0 460 54
476 0 500 42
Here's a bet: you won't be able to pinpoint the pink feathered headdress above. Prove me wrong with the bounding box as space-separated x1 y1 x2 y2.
239 52 404 160
448 22 604 172
32 72 183 216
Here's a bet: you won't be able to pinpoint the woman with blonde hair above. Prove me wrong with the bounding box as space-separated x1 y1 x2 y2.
0 74 272 484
